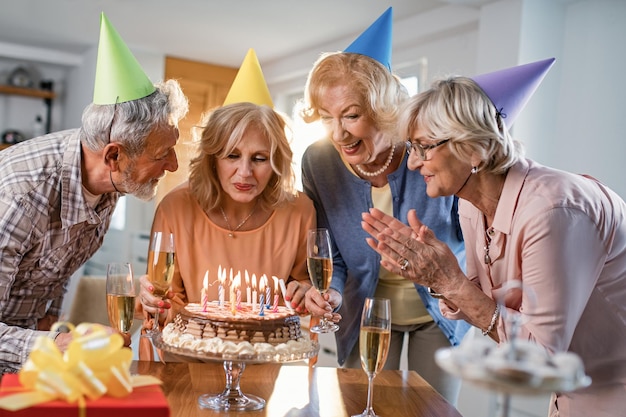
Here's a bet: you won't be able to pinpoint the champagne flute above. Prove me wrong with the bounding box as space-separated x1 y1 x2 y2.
145 231 175 334
106 262 136 334
307 228 339 333
352 297 391 417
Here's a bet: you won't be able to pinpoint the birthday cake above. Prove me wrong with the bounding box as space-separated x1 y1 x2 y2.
161 302 315 360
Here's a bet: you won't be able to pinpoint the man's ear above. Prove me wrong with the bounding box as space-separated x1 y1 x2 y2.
103 143 121 171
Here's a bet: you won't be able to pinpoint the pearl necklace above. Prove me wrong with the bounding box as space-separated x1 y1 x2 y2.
355 143 397 177
219 201 258 238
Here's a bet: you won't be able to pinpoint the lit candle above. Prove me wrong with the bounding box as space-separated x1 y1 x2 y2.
263 274 271 308
235 272 242 310
218 265 226 307
245 270 251 305
272 276 279 312
228 268 237 316
277 276 294 312
201 271 209 311
229 267 234 309
252 274 258 311
259 278 265 316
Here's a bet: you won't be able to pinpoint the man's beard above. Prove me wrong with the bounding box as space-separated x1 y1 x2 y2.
119 161 160 201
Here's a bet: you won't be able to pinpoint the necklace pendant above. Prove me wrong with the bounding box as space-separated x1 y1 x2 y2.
484 253 491 264
228 232 234 238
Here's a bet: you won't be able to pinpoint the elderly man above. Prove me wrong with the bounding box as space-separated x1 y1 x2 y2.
0 13 188 373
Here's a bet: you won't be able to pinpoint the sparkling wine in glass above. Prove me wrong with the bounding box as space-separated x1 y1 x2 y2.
106 262 136 333
307 228 339 333
146 231 175 333
352 297 391 417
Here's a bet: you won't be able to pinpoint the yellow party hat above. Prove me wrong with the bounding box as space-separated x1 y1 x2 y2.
223 48 273 107
93 12 156 104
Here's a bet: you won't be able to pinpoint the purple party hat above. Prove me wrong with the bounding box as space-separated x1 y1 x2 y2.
344 7 393 70
471 57 556 129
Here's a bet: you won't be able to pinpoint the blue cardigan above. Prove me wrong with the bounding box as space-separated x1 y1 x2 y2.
302 139 470 365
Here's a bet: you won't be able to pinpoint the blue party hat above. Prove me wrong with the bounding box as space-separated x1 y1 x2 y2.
344 7 393 70
472 58 556 129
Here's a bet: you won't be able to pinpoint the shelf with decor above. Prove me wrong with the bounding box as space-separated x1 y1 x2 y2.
0 84 56 100
0 83 56 148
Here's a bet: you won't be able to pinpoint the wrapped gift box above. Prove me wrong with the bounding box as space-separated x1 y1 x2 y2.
0 374 169 417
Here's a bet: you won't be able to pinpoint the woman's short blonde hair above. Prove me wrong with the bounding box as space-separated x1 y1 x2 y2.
189 102 296 212
399 76 524 174
300 51 408 142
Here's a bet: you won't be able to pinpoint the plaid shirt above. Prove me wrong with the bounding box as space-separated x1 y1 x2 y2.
0 129 118 373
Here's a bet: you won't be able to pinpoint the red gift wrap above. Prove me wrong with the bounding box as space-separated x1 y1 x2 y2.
0 374 169 417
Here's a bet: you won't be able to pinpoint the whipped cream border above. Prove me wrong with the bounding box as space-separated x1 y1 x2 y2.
159 323 319 362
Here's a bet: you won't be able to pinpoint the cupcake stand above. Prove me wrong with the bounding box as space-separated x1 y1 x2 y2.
435 304 591 417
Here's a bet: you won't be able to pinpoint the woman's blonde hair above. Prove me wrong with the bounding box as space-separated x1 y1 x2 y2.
300 51 408 143
399 76 524 174
189 102 296 212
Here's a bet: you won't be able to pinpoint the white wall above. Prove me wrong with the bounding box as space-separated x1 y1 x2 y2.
552 0 626 197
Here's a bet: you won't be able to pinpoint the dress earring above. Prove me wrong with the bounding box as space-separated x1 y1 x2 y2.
471 166 478 174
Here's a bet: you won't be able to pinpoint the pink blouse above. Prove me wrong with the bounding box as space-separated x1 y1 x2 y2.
451 159 626 416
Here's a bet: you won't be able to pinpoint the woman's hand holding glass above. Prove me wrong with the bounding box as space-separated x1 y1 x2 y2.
282 279 312 313
141 231 176 335
306 228 340 333
138 275 173 325
304 286 342 323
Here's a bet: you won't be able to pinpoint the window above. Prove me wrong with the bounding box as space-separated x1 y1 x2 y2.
109 195 126 230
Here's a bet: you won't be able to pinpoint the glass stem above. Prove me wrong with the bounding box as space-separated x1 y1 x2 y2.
365 373 375 414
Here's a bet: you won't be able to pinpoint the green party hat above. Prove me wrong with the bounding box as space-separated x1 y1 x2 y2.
223 48 273 107
93 12 155 104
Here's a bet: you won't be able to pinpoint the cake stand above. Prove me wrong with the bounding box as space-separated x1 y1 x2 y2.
152 332 319 411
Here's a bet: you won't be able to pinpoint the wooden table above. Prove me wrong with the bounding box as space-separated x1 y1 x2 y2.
132 361 463 417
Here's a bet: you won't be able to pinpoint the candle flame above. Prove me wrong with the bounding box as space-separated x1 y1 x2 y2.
203 270 209 289
218 265 226 283
272 275 279 291
252 273 257 289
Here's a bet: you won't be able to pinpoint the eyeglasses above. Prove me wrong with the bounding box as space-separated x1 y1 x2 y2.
405 139 450 161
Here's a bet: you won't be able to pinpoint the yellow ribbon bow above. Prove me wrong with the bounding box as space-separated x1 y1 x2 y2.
0 322 160 414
